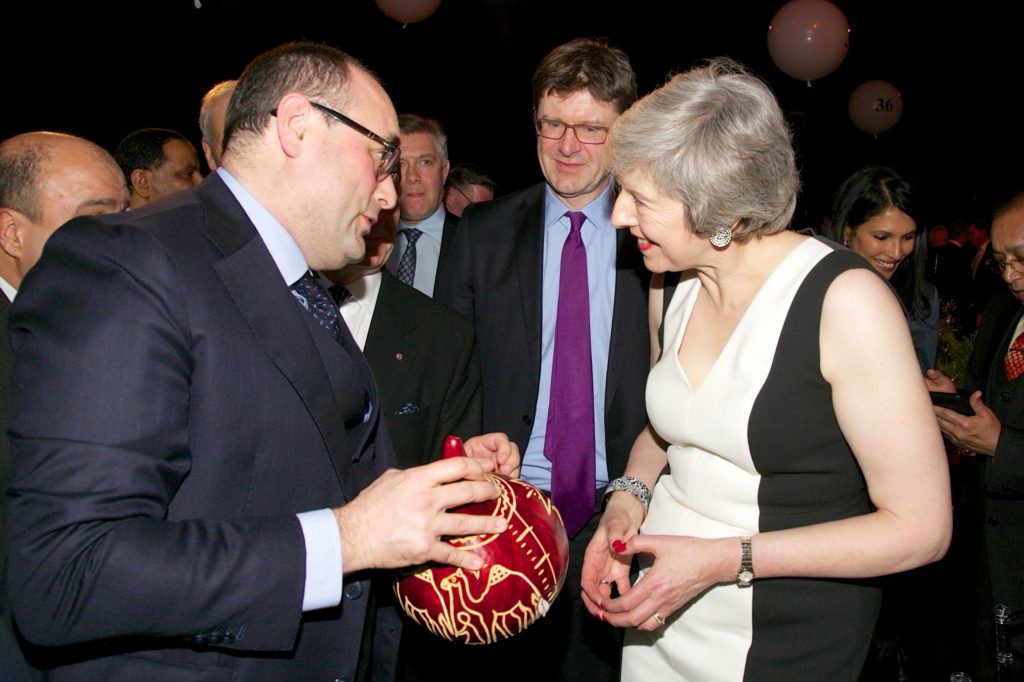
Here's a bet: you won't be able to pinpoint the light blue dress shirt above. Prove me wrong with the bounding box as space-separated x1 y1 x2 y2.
218 168 343 613
520 182 617 493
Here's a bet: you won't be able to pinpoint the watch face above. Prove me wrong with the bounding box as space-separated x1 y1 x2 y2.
737 569 754 585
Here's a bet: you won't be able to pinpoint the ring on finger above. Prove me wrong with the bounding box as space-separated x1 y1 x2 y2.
599 579 610 585
652 612 666 626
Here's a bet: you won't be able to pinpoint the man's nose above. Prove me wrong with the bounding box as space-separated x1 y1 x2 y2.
558 127 582 155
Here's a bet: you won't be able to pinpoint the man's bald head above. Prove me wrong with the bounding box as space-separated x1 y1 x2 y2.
0 132 127 288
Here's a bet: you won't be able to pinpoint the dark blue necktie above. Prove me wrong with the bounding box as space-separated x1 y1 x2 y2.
291 271 342 341
395 228 422 286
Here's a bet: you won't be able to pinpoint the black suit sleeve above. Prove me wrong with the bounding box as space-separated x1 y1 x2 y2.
967 293 1024 494
434 206 476 322
5 220 305 649
432 327 482 459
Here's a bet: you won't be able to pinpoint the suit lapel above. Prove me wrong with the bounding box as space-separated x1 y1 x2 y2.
988 302 1024 399
438 211 458 267
605 228 648 415
198 177 360 501
514 188 546 376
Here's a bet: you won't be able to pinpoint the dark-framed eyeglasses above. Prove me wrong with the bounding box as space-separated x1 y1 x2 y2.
272 102 400 183
448 183 476 206
533 116 609 145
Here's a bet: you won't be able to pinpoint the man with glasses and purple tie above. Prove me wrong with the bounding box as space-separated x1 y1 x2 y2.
5 41 518 682
436 37 649 682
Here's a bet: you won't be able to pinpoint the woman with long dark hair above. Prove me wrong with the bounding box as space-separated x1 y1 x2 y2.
827 166 939 372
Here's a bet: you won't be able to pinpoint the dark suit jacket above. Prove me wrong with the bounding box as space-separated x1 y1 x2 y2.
5 175 399 681
363 270 481 467
435 182 649 487
1 292 11 558
1 291 41 682
437 209 458 285
965 290 1024 611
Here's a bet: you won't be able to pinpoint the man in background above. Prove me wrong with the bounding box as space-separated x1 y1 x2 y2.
324 206 481 468
928 192 1024 679
436 37 649 681
386 114 458 297
199 80 237 170
0 130 128 682
444 162 496 217
115 127 203 208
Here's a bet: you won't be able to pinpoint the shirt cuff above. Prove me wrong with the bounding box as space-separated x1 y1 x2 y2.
296 508 343 612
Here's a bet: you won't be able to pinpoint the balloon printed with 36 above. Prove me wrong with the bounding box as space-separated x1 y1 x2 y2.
848 80 904 135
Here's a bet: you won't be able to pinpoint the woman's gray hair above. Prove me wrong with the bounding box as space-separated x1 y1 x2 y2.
609 58 799 241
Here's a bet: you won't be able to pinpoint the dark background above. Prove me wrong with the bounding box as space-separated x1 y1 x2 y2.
3 0 1020 227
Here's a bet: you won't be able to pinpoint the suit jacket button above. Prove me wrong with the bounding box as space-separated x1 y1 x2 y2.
522 414 533 426
1001 391 1013 402
988 517 999 527
343 582 363 600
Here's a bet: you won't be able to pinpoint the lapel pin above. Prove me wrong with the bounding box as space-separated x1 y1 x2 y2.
395 352 404 361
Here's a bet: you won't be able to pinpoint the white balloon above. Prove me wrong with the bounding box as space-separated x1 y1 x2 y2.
848 80 904 135
767 0 850 83
374 0 442 24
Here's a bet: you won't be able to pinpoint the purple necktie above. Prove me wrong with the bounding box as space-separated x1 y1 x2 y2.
544 210 595 537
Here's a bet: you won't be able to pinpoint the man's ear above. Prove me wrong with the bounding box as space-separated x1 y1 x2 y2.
0 208 27 259
441 159 450 186
274 92 316 159
130 168 152 199
201 139 216 171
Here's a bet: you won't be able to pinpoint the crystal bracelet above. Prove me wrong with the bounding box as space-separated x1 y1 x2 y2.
603 476 652 511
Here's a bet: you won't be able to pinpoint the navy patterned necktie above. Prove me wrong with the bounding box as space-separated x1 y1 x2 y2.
291 271 342 341
395 228 423 286
329 284 351 306
544 210 595 537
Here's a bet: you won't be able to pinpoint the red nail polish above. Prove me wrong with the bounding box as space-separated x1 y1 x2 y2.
612 540 626 553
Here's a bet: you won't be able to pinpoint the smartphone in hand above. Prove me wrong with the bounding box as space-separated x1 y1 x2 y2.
929 390 975 416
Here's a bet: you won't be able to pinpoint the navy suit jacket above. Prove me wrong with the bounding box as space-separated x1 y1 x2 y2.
5 175 399 681
435 182 649 486
363 270 481 468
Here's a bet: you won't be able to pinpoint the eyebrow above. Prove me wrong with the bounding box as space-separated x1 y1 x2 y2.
996 242 1024 255
538 116 610 126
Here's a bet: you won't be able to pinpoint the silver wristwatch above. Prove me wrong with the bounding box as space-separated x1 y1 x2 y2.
736 536 754 587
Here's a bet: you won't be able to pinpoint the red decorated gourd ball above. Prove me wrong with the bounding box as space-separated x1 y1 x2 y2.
393 436 570 645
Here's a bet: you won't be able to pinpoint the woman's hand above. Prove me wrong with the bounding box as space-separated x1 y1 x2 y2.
580 494 646 619
924 368 957 393
593 535 736 632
